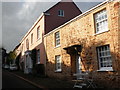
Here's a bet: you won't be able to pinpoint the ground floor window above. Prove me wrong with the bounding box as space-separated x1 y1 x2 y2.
37 49 40 64
97 45 113 71
55 55 61 72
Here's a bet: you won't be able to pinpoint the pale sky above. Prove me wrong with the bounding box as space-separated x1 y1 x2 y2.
1 0 105 53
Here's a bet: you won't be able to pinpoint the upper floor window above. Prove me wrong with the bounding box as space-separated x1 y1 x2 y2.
21 44 23 52
97 45 113 71
94 9 108 34
55 55 61 72
55 31 60 47
26 39 29 50
37 26 40 39
58 10 64 17
31 33 33 44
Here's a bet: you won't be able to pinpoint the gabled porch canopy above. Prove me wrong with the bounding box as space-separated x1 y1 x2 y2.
63 45 82 54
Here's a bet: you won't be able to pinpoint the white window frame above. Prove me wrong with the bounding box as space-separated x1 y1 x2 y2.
94 9 108 34
37 49 40 64
97 45 113 71
58 10 64 17
55 55 61 72
55 31 60 47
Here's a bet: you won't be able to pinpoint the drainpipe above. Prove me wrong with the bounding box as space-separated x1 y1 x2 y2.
44 36 47 76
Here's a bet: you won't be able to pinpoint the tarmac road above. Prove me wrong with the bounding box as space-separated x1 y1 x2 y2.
2 69 39 89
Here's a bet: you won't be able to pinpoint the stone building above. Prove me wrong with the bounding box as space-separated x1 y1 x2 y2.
15 0 81 74
44 0 120 87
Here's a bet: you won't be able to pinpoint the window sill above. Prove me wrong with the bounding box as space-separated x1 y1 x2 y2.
94 30 110 36
36 38 40 42
58 15 64 17
36 62 40 64
54 45 61 48
97 67 114 72
55 69 62 73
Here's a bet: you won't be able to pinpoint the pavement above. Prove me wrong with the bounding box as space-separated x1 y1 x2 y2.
3 69 74 89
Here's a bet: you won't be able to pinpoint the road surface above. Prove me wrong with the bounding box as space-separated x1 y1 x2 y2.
2 70 39 89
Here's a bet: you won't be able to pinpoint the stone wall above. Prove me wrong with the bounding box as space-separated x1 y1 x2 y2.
44 1 120 87
117 2 120 81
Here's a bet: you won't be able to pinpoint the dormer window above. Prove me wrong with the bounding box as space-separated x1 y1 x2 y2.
58 10 64 17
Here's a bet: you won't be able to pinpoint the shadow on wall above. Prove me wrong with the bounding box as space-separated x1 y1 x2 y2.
30 33 46 77
71 37 120 88
45 37 120 88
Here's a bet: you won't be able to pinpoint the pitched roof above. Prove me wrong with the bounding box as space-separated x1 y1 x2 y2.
20 0 81 43
45 0 81 13
44 0 110 37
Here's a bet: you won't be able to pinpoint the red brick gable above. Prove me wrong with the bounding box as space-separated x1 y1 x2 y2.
44 1 82 34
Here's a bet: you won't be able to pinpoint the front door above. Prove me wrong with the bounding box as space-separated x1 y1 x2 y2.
24 51 32 74
76 54 82 79
24 55 29 74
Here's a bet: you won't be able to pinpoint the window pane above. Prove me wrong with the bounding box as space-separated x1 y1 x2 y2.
31 33 33 44
58 10 64 16
55 55 61 71
37 50 40 64
101 52 104 56
26 39 29 50
37 26 40 39
100 63 103 67
57 63 61 69
97 45 112 69
55 31 60 46
58 10 60 15
95 9 108 33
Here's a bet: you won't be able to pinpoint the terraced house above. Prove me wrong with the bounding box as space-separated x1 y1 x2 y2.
14 0 81 74
44 0 120 88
